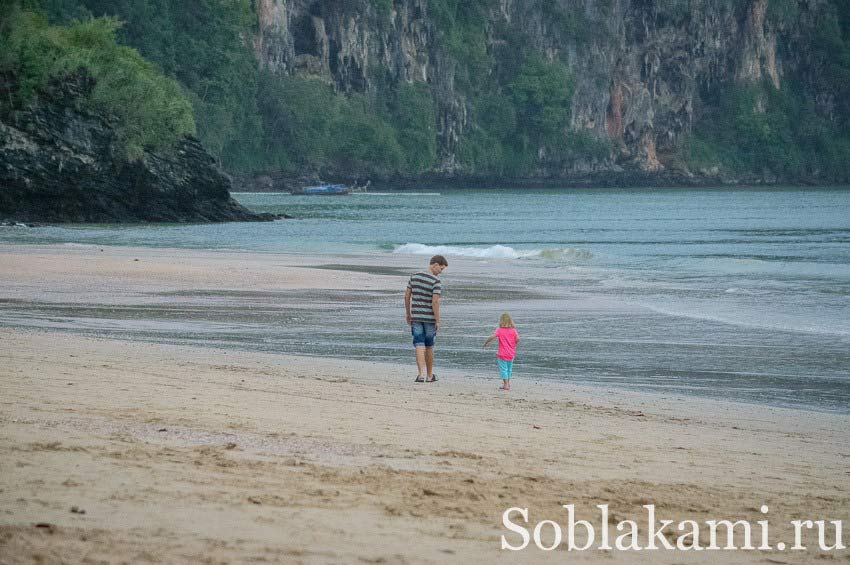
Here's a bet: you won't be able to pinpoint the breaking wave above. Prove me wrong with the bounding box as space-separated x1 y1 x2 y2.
391 243 592 261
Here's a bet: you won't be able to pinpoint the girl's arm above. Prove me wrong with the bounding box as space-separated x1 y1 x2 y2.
483 332 496 348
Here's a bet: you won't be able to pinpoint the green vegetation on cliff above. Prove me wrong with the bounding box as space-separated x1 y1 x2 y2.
429 0 494 82
459 55 584 174
6 0 849 182
0 6 194 159
256 73 438 175
258 75 435 175
38 0 263 170
454 11 608 174
29 0 596 178
253 76 437 175
684 0 850 180
36 0 437 176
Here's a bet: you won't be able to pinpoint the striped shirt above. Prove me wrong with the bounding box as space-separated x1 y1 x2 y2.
407 271 442 323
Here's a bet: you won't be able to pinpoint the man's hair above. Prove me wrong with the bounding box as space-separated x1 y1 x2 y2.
430 255 448 267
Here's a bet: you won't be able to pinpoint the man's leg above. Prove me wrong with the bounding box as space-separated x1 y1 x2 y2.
415 346 426 378
425 347 434 379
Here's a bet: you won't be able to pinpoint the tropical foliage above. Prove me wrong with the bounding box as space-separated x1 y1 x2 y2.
3 0 849 180
0 5 195 159
683 0 850 180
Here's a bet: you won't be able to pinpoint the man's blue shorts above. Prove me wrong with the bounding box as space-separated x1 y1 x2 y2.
411 321 436 347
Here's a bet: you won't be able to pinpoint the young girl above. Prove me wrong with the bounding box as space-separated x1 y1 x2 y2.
483 313 519 391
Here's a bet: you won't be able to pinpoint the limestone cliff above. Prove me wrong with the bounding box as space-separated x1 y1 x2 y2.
250 0 845 181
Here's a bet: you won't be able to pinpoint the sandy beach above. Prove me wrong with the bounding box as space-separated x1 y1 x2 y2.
1 245 849 563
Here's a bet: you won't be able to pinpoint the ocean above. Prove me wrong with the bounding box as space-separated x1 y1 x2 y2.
2 186 849 412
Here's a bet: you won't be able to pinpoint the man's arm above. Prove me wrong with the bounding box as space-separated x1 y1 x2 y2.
405 287 412 324
432 294 440 332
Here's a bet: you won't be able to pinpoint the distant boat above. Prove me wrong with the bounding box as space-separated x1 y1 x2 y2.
300 183 350 195
295 180 370 195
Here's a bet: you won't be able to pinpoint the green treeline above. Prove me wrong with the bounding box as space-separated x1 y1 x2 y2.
35 0 266 170
0 5 195 159
21 0 589 176
684 79 850 179
32 0 442 174
433 0 608 174
257 75 436 174
682 0 850 180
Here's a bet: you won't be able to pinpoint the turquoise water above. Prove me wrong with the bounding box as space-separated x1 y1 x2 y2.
2 187 849 411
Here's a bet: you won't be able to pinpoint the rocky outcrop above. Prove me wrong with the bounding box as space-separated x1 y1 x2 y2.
254 0 462 166
250 0 836 179
0 71 277 223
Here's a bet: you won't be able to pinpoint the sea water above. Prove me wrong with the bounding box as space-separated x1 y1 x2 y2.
2 187 848 412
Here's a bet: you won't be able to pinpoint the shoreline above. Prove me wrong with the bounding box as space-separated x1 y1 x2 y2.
1 242 848 416
1 243 849 562
5 325 850 430
230 171 850 193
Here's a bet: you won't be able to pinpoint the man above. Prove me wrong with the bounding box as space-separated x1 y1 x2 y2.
405 255 448 383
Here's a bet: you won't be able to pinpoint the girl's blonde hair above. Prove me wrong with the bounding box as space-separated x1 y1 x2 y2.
499 313 515 328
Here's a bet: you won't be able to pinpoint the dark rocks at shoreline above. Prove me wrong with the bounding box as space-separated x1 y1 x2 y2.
0 220 45 228
0 72 281 224
376 171 829 191
230 170 829 193
230 172 323 194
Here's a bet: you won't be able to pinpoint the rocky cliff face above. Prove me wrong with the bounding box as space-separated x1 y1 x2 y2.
251 0 832 178
254 0 463 168
0 72 275 223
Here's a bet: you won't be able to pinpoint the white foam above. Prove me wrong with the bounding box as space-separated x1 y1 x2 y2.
391 243 592 261
393 243 528 258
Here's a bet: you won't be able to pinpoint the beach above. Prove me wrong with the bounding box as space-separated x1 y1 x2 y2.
5 188 849 412
2 244 849 563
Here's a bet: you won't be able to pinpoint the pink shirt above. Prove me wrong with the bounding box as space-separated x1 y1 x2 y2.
494 327 518 361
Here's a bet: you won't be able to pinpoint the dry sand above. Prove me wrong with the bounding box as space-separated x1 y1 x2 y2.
1 245 849 564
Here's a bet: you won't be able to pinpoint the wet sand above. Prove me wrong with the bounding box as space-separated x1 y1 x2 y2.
1 245 849 563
